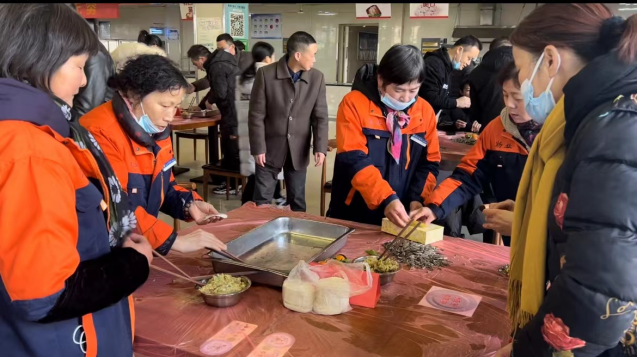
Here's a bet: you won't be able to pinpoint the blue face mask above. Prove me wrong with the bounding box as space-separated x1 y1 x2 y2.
381 92 416 112
452 47 463 70
135 102 165 134
520 51 561 124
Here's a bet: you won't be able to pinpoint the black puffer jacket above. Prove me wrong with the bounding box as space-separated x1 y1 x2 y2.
72 41 115 117
467 46 513 130
418 48 456 114
204 49 239 128
513 51 637 357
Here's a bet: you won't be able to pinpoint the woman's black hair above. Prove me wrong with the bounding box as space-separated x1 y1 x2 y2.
377 45 426 86
240 42 275 83
138 30 164 49
0 4 99 92
108 55 188 101
497 60 520 88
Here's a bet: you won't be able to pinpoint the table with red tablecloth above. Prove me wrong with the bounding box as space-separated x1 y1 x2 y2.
133 203 510 357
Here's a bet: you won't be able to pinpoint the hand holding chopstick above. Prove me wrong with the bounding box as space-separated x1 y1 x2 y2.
378 219 423 260
150 250 205 286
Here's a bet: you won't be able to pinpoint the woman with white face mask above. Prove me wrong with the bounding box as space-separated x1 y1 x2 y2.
491 4 637 357
327 45 441 227
81 55 227 257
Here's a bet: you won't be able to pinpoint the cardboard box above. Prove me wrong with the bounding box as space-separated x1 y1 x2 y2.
381 218 444 245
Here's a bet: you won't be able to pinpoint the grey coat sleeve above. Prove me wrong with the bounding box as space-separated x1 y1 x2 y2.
311 73 329 155
191 78 210 92
248 67 267 155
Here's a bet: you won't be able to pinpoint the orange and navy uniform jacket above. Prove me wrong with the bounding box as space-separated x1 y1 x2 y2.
80 96 202 254
427 116 528 221
0 79 147 356
327 65 441 226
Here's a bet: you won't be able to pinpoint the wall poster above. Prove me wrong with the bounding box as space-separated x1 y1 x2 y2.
409 4 450 19
355 4 392 19
251 13 282 39
225 4 249 40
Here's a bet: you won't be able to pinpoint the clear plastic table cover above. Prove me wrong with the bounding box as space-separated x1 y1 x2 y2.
133 203 510 357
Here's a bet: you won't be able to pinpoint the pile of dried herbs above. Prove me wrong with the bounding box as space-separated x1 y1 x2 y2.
382 239 449 270
499 264 510 277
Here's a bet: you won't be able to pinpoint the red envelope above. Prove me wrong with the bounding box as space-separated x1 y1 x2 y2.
349 271 381 308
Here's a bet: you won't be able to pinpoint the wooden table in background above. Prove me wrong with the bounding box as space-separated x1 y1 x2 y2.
170 115 221 176
438 132 475 170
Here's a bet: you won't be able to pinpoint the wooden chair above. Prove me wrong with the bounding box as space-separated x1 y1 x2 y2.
320 139 338 216
173 182 197 231
175 129 209 164
202 165 247 201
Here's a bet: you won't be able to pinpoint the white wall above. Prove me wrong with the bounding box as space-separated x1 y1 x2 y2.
96 4 193 69
248 3 539 84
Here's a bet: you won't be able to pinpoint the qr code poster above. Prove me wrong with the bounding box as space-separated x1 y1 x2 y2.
251 13 283 39
224 4 249 40
230 12 245 38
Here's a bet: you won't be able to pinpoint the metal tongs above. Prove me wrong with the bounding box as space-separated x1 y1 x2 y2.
378 218 423 260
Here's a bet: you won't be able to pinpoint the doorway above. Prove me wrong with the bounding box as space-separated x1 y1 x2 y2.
337 24 379 84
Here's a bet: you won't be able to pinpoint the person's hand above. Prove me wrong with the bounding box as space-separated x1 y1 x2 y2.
471 121 482 132
205 101 214 110
455 120 467 129
488 199 515 212
409 206 438 224
409 201 423 213
494 343 512 357
314 152 326 167
171 231 227 254
254 153 266 167
456 96 471 108
123 233 153 265
186 84 195 94
188 201 224 225
483 208 514 236
384 199 410 228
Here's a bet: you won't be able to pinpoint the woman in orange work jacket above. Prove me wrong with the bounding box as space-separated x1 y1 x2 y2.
0 4 152 356
327 45 441 227
81 55 226 255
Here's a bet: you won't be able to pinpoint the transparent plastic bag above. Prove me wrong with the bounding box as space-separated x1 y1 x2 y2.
282 260 372 315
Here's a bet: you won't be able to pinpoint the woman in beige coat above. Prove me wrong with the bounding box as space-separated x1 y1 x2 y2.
110 30 166 72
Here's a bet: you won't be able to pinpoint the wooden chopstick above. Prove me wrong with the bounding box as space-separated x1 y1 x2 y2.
379 218 416 260
207 248 245 264
150 265 205 286
378 219 422 260
152 250 192 279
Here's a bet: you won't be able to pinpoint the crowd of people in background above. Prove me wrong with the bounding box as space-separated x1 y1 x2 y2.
1 3 637 357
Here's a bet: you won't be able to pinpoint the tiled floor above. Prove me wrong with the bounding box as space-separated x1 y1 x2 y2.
166 121 483 243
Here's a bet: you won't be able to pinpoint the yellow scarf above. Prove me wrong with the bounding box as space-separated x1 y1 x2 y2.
509 97 566 329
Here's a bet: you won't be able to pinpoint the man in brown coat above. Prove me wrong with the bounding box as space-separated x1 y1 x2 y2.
249 31 328 212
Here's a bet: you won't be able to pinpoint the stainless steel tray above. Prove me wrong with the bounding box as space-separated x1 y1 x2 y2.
210 217 354 287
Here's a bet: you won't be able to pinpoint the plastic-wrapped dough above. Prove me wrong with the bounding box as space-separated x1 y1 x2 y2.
282 279 315 313
313 277 351 315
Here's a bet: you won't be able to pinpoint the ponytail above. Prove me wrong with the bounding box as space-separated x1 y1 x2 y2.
617 14 637 63
138 29 164 49
137 30 149 44
240 63 256 84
